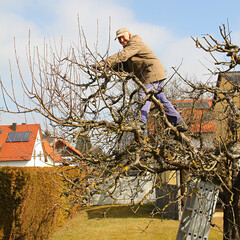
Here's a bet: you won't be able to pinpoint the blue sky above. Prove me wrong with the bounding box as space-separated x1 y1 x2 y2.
3 0 240 36
1 0 240 125
124 0 240 36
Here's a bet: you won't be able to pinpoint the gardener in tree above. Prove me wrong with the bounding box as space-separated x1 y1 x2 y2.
96 28 188 132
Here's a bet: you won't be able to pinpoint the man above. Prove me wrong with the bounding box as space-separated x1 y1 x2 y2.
98 28 187 132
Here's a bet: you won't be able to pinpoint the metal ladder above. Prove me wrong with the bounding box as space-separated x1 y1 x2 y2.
176 179 219 240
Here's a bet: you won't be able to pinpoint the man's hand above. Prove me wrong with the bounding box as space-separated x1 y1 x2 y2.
90 60 105 71
90 60 111 74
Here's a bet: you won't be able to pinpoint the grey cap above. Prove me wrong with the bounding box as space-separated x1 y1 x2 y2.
115 28 129 40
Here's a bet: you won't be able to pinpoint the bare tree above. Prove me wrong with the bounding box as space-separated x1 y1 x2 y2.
190 24 240 240
192 24 240 71
1 23 240 239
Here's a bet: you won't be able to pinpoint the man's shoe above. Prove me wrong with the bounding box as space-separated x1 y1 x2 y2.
176 120 188 132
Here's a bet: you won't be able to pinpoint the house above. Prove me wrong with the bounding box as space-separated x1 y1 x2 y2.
0 123 61 167
212 71 240 141
54 139 82 165
171 72 240 144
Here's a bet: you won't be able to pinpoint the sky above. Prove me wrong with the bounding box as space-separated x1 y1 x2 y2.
1 0 240 125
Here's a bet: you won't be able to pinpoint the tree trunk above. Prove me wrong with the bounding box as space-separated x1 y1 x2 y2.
222 172 240 240
232 172 240 239
223 201 233 240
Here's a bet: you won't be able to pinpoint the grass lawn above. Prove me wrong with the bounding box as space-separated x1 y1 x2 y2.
50 205 223 240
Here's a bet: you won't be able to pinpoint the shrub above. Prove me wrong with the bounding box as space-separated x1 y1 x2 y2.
0 166 86 240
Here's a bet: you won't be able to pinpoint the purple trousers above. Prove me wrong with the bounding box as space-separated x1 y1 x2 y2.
137 80 182 126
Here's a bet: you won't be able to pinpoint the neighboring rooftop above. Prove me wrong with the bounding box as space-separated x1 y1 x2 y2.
55 139 82 157
0 123 41 161
42 139 62 164
172 99 215 133
172 99 213 109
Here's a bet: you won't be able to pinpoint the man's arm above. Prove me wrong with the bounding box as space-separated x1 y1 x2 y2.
106 40 140 68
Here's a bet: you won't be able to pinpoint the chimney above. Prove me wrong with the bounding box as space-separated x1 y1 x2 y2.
12 123 17 131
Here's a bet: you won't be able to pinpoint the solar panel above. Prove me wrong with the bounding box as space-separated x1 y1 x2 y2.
6 131 31 142
14 132 23 142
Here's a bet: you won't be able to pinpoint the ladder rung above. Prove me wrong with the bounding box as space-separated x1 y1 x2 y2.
186 207 193 211
180 227 188 234
182 215 190 224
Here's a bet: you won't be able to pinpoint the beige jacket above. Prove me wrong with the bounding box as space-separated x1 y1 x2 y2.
106 35 166 84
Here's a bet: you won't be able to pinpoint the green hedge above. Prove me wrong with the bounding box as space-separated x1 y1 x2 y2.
0 167 86 240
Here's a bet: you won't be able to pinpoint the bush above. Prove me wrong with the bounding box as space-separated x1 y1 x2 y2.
0 166 86 240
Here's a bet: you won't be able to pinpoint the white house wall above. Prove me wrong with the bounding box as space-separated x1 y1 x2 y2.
24 131 45 167
0 160 29 167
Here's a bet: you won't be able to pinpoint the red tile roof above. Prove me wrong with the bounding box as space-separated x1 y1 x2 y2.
172 99 216 133
42 140 63 163
0 124 41 161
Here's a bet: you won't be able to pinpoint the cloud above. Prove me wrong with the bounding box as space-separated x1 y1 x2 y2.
50 0 133 43
162 37 215 79
232 30 240 43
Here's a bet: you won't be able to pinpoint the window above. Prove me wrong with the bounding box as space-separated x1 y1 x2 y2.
6 131 31 142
